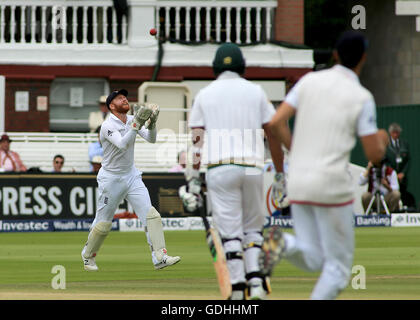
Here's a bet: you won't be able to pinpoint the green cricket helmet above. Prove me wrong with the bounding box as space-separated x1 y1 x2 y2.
212 43 246 76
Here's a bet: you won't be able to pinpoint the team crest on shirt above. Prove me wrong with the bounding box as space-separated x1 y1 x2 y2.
107 130 113 136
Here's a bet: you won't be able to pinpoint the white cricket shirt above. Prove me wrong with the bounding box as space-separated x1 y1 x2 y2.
100 113 156 174
189 71 275 168
284 64 378 205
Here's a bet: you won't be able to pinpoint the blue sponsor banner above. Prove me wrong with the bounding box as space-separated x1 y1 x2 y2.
264 216 294 228
353 215 391 227
52 219 119 232
0 219 119 233
264 215 391 229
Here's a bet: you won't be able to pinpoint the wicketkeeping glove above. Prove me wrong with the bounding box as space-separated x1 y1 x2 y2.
144 103 160 130
272 172 286 205
131 104 153 131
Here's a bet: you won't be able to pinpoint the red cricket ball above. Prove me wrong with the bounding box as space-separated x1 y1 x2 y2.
149 28 157 36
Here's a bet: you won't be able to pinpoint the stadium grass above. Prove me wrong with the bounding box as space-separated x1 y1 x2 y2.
0 227 419 300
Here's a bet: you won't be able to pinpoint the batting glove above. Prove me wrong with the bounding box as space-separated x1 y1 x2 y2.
144 103 160 130
179 185 203 212
185 167 202 195
272 172 286 204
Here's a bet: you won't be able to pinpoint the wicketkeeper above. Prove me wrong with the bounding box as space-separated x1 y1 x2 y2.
81 89 180 271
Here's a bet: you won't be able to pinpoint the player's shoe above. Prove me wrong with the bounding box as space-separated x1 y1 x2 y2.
228 283 247 300
247 276 271 300
154 254 181 270
259 225 285 277
248 282 267 300
81 248 98 272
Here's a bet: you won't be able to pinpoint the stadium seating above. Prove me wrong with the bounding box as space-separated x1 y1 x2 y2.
7 132 198 173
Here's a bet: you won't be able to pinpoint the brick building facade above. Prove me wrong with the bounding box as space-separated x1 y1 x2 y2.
0 0 311 133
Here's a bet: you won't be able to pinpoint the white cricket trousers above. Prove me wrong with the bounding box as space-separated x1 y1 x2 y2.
91 166 158 263
206 165 265 286
284 203 355 300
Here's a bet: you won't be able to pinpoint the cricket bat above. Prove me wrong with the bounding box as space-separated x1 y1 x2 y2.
198 205 232 300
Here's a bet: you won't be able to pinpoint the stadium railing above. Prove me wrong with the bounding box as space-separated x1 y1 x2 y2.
8 132 195 173
0 0 277 46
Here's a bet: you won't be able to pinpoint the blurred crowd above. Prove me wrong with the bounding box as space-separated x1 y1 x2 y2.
358 122 415 213
0 94 183 175
1 92 416 213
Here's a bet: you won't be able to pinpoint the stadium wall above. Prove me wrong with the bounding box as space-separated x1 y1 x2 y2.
0 65 310 133
275 0 304 44
350 0 418 106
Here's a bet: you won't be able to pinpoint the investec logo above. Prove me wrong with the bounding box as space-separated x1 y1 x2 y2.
392 213 420 227
125 219 144 230
0 220 50 232
265 216 293 228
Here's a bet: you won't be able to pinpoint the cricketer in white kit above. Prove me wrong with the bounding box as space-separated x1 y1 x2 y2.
260 31 386 299
180 43 285 300
81 89 181 271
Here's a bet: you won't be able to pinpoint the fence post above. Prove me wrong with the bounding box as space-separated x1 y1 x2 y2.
128 0 157 47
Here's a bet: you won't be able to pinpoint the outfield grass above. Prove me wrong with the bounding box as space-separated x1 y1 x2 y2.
0 227 419 300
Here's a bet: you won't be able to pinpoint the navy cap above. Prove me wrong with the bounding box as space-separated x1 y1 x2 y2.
335 31 368 69
106 89 128 109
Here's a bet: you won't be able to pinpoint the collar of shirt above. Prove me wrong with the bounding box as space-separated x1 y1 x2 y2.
217 71 241 80
333 64 360 83
109 112 129 126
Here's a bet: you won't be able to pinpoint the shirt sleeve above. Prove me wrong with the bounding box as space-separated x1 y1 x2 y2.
138 127 157 143
188 93 205 128
102 122 137 151
357 97 378 137
284 78 304 109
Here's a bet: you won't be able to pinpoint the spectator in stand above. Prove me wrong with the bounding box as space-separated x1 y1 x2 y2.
360 132 400 213
91 155 103 173
52 155 65 173
385 123 414 209
0 134 27 172
169 150 187 172
359 160 401 214
89 96 110 133
52 154 75 173
89 125 104 171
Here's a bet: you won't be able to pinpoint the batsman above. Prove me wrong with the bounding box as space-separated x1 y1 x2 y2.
180 43 285 300
81 89 181 271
